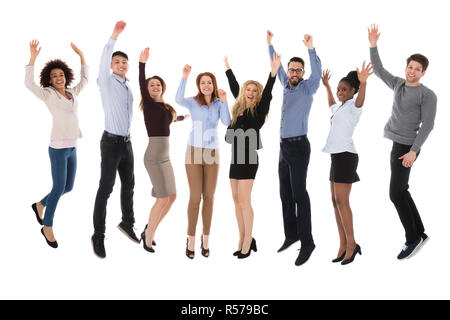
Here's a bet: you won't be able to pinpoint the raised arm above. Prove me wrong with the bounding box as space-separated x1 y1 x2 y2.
175 64 193 109
368 25 399 89
355 61 374 108
138 47 153 104
71 43 89 95
303 34 322 95
267 30 288 85
218 89 231 126
25 40 48 100
98 21 126 83
321 69 336 107
224 56 240 99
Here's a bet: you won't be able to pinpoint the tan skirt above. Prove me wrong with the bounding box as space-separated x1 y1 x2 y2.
144 137 176 198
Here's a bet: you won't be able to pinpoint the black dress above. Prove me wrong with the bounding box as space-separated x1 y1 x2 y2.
225 69 276 179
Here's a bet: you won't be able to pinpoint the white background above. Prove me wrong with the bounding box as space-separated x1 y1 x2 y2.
0 0 448 300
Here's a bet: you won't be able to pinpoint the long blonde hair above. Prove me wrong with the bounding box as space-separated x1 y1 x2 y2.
140 76 177 121
231 80 264 126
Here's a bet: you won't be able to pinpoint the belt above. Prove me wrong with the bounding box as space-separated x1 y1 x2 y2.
280 135 307 143
103 131 131 143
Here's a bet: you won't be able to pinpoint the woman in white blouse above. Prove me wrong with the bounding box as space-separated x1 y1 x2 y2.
25 40 88 248
321 62 373 265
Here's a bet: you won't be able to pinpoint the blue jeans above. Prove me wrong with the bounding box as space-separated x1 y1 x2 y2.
41 147 77 226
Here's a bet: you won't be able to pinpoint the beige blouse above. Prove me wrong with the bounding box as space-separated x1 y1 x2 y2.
25 64 89 141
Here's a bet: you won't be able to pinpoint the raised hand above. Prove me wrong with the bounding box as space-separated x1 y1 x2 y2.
71 42 86 64
224 56 231 70
356 61 374 83
270 52 281 77
112 21 126 40
218 89 227 102
303 34 314 50
267 30 274 45
28 40 41 65
182 64 192 79
140 47 150 63
322 69 331 87
368 24 380 48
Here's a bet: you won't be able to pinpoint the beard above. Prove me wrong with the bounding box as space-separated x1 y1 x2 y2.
288 76 302 86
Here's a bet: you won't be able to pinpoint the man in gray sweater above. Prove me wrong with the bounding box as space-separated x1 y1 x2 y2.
368 25 437 260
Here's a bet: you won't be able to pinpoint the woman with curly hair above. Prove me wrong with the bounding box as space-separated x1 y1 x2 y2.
224 53 281 259
138 47 189 253
25 40 88 248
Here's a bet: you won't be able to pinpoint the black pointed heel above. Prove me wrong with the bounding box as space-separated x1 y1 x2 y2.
341 244 361 265
238 238 257 259
332 251 346 263
140 226 154 253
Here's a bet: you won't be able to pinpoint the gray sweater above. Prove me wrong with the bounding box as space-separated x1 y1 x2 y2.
370 47 437 152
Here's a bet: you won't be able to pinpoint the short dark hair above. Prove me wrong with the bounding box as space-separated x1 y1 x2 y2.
407 54 429 71
340 71 361 94
112 51 128 60
288 57 305 68
39 59 74 88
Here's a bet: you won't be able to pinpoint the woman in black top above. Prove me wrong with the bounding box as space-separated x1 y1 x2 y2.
224 53 281 258
138 47 188 253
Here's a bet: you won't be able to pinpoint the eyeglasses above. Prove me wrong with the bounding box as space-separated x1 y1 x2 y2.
288 68 304 74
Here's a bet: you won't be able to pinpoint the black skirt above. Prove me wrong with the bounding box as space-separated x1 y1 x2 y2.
330 152 360 184
229 152 259 180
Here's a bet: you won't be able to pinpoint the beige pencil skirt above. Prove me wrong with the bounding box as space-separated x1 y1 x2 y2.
144 137 176 198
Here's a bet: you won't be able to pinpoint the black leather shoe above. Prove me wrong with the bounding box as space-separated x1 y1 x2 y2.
332 251 346 263
140 226 155 253
41 228 58 249
277 238 299 253
91 234 106 259
31 203 43 226
295 244 315 266
341 244 361 265
233 250 241 257
238 238 258 259
117 223 140 244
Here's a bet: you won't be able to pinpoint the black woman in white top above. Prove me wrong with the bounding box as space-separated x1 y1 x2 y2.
321 62 373 265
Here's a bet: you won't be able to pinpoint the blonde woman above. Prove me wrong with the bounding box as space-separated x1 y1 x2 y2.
224 53 281 258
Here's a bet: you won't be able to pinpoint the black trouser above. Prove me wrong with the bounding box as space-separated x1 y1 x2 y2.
389 142 424 244
93 131 135 236
278 137 314 248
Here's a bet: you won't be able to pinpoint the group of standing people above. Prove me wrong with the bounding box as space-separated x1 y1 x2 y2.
25 22 437 266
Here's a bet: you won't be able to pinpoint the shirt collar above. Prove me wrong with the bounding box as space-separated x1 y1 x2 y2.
112 72 129 84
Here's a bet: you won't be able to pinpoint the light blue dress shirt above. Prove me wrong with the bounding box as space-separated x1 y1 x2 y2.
97 38 133 137
176 78 231 149
269 45 322 139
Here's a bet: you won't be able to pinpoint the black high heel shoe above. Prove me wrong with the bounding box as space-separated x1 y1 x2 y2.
332 251 346 263
341 244 361 265
140 226 154 253
186 238 195 259
238 238 257 259
41 228 58 249
233 250 241 257
201 235 210 258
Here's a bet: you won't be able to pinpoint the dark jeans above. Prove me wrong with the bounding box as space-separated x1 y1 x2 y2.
93 131 135 235
389 142 424 244
279 138 314 248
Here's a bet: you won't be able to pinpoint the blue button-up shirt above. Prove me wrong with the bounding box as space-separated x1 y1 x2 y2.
176 78 231 149
269 45 322 139
97 38 133 136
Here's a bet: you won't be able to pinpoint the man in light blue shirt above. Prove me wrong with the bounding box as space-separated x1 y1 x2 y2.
267 30 322 266
92 21 139 259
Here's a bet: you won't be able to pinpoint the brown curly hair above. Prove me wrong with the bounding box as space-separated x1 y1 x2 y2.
39 59 74 88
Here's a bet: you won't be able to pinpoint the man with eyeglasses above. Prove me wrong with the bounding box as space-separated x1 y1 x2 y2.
267 30 322 266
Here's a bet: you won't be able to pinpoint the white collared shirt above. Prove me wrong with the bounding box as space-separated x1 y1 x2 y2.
322 98 361 154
